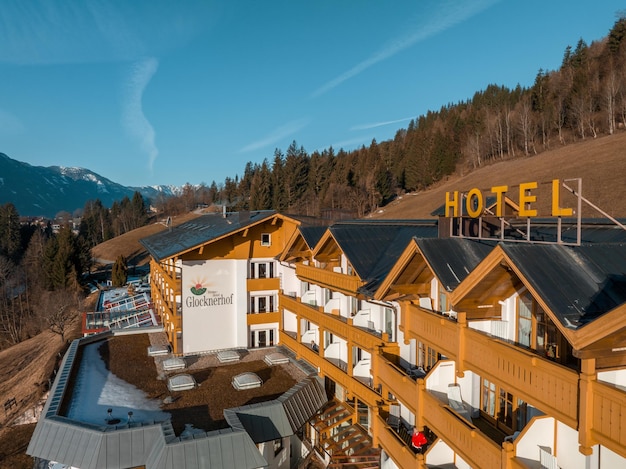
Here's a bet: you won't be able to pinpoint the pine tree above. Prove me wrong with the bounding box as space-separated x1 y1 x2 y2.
112 255 128 287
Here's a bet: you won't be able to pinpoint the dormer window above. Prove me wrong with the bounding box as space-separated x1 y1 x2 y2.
261 233 271 246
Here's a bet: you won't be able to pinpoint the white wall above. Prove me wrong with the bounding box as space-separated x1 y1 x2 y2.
424 439 455 467
278 262 299 297
598 369 626 388
181 259 247 354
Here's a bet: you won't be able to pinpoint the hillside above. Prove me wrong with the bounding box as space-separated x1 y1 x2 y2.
372 132 626 220
90 211 203 265
91 133 626 266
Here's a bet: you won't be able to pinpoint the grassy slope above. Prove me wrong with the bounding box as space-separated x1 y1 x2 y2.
91 211 203 266
372 132 626 220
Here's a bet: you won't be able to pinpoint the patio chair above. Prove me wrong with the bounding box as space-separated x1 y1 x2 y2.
447 384 473 423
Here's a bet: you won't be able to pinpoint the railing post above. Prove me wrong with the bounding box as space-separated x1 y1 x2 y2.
578 358 596 455
502 440 515 468
416 378 426 429
456 312 467 378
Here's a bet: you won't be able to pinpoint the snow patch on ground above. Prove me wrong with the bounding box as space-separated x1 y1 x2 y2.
66 342 170 426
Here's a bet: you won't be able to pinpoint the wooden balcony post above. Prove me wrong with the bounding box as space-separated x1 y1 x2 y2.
416 377 426 429
319 327 325 358
578 358 596 455
501 440 515 469
296 307 301 341
456 312 467 378
401 300 411 343
347 339 353 377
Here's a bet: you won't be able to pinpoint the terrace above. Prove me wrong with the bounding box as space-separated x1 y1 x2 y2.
28 330 326 469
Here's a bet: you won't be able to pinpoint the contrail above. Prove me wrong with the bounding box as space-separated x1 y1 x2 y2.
240 118 309 153
122 57 159 174
312 0 499 97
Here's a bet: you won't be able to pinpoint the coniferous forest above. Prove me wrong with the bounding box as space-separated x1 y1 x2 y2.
154 18 626 219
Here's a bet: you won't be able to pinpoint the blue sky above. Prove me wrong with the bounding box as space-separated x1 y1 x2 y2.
0 1 624 188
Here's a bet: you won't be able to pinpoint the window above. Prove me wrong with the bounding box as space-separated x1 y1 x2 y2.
273 438 283 456
249 295 275 313
250 261 274 279
261 233 271 246
481 378 522 433
516 291 575 366
438 284 448 313
517 293 532 347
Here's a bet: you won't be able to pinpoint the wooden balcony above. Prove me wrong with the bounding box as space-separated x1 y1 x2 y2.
296 263 364 295
590 380 626 458
422 390 503 469
247 277 280 291
280 293 389 352
247 311 280 325
374 353 419 415
463 327 579 428
401 304 460 360
373 413 421 469
150 282 180 331
150 260 181 295
402 303 579 428
280 330 381 406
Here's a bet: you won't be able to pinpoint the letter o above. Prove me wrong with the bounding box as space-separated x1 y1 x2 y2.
466 188 483 218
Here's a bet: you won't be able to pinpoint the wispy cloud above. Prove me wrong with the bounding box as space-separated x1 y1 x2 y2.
0 109 24 135
240 119 310 153
312 0 499 97
122 58 159 174
351 117 413 131
0 1 211 65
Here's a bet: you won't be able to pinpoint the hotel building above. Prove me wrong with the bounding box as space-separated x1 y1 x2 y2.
29 194 626 468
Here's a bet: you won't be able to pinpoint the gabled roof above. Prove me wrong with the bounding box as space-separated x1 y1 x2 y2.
279 225 328 263
140 211 284 262
501 243 626 330
451 242 626 352
374 237 494 300
313 220 438 292
223 377 326 444
415 238 496 292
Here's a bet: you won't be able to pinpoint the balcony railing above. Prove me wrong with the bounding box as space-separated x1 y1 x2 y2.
591 380 626 458
296 263 364 295
280 293 389 351
422 390 502 469
150 260 181 295
464 327 579 428
401 304 460 360
247 277 280 291
402 303 579 428
374 413 420 469
280 330 381 406
247 311 280 325
375 353 420 415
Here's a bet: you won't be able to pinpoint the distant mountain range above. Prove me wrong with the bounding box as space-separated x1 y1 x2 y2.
0 152 179 218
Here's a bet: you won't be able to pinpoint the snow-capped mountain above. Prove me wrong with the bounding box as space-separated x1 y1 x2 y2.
0 153 179 218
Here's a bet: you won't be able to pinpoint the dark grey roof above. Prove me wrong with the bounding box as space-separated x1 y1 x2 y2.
512 219 626 244
147 428 267 469
223 377 326 444
299 226 327 250
501 243 626 330
140 211 278 261
327 220 438 295
415 238 495 292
